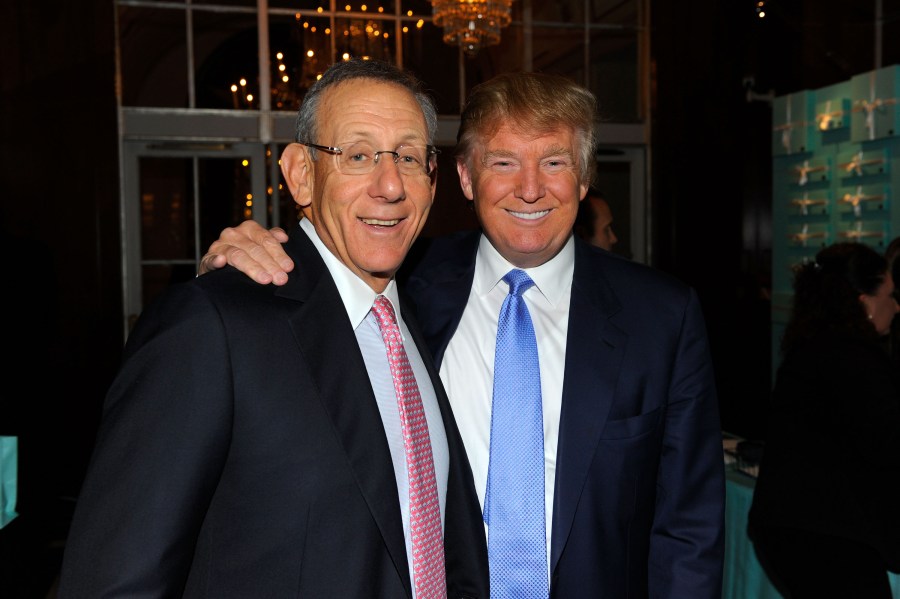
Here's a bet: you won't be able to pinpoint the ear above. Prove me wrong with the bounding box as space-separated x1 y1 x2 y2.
280 143 313 208
457 159 475 201
579 181 589 203
859 293 875 320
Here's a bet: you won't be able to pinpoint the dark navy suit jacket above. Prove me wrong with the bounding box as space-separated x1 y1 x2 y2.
401 230 725 599
58 229 489 598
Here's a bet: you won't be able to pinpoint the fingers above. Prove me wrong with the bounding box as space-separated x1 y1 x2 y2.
198 222 294 286
198 252 228 275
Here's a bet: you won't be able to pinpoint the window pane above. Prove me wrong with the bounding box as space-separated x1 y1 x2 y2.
198 156 255 251
463 21 524 89
270 13 335 112
334 15 396 62
140 157 195 262
405 21 462 114
194 0 256 5
400 0 432 17
119 6 189 107
589 27 639 123
532 23 586 84
194 10 259 109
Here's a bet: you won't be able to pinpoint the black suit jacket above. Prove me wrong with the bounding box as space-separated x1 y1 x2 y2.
749 333 900 572
401 230 726 599
58 228 489 598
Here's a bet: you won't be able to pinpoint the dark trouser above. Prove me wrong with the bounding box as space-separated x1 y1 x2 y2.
751 525 891 599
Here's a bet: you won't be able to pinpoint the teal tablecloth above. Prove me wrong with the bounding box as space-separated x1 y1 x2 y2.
724 469 900 599
0 436 17 529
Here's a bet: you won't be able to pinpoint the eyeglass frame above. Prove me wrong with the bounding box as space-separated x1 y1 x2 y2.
300 141 440 177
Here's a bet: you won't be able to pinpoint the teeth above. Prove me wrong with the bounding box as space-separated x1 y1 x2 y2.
508 209 549 220
361 218 400 226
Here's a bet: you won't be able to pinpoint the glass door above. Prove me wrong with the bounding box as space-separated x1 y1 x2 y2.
121 141 268 335
595 146 647 264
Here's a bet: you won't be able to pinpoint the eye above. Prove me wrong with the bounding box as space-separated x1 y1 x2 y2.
486 158 517 171
345 144 374 163
347 151 370 163
397 151 423 166
542 157 572 171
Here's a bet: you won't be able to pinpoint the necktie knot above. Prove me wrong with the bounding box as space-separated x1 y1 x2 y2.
371 295 398 334
503 269 535 298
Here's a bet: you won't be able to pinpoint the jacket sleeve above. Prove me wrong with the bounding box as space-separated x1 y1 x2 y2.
58 282 234 598
648 288 726 599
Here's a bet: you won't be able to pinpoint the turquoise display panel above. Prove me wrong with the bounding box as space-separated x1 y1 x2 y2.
850 65 900 142
771 66 900 377
772 91 816 156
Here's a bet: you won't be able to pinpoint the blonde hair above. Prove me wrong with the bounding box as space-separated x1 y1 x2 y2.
455 72 600 184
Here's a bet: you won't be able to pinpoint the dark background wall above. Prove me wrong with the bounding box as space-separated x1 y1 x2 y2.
1 1 898 596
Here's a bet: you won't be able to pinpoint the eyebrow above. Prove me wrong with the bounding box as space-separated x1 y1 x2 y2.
483 145 575 161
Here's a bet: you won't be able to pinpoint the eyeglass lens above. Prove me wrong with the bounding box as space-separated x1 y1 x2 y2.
337 142 435 176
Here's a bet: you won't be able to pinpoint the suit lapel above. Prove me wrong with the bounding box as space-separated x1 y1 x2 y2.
550 241 627 572
402 233 479 367
279 230 411 595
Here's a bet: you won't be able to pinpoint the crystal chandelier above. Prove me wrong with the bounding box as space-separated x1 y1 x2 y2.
430 0 514 57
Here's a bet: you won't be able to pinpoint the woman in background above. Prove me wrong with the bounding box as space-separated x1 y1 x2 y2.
886 236 900 370
749 242 900 598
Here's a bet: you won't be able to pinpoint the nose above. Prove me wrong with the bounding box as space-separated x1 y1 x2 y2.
515 163 545 203
370 154 405 201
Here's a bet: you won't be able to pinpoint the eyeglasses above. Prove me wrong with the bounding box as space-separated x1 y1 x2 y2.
301 141 439 177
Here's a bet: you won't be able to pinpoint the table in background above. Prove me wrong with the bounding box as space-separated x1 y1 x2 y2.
723 469 900 599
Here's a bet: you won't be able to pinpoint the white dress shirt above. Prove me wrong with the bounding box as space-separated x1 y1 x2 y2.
300 219 449 597
439 232 574 569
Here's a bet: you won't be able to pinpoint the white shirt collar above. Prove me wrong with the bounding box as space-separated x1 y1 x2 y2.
473 232 575 306
299 218 400 329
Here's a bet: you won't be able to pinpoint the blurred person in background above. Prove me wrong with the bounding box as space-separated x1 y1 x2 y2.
573 187 618 251
749 241 900 598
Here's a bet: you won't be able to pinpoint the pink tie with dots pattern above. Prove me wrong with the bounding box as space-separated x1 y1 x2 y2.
371 295 447 599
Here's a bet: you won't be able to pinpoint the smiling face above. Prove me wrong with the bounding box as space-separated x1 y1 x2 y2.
281 79 435 292
458 123 588 268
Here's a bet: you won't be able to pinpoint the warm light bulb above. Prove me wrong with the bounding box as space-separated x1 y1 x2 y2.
278 64 286 71
240 78 247 86
276 52 283 60
246 94 253 102
231 84 238 92
342 53 351 60
242 159 249 167
282 75 289 82
307 49 314 57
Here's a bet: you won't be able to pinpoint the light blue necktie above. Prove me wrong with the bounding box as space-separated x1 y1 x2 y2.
484 269 548 599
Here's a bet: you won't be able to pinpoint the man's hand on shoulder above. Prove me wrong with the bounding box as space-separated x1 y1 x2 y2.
199 220 294 286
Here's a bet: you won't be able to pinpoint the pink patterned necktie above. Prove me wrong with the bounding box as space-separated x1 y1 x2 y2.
371 295 447 599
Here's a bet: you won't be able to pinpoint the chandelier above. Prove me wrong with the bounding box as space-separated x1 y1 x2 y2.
430 0 515 57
